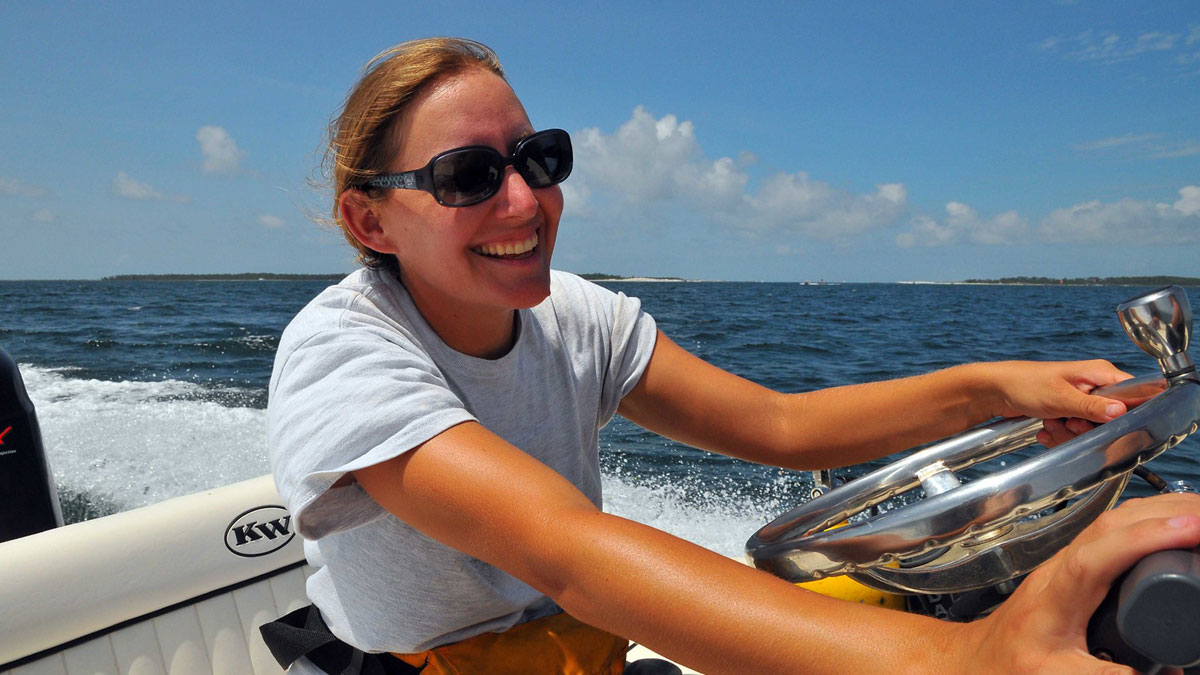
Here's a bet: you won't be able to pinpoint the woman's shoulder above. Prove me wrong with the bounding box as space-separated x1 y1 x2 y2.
278 268 418 356
538 270 651 345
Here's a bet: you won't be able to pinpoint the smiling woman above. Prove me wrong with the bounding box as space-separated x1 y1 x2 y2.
263 36 1200 675
324 40 565 359
338 67 565 358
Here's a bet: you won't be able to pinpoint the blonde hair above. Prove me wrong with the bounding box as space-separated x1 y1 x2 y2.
324 38 505 270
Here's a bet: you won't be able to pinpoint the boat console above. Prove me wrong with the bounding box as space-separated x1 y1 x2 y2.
747 285 1200 670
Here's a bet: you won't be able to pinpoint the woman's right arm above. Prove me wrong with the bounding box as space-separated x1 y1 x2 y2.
352 420 1200 674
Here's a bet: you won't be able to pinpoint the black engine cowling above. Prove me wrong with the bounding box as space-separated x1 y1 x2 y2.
0 346 62 542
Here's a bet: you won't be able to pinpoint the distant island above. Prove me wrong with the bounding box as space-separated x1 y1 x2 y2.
101 273 347 281
962 275 1200 286
579 273 686 282
99 272 687 283
91 273 1198 286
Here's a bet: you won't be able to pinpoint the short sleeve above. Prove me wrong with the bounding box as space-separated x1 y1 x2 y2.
268 321 475 540
550 273 658 427
603 287 657 419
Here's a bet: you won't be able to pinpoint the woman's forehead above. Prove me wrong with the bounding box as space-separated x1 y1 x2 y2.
392 69 533 162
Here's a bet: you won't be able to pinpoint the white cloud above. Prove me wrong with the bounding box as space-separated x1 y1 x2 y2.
897 215 954 248
1040 29 1188 65
570 106 906 239
1134 31 1179 53
1150 141 1200 159
0 177 49 198
258 214 285 229
1039 185 1200 243
1175 186 1200 216
558 181 595 221
748 175 906 237
1074 133 1162 151
1174 26 1200 65
1073 132 1200 160
1072 29 1179 63
31 208 55 223
112 171 190 203
573 107 708 205
1037 37 1062 51
896 202 1028 247
196 125 245 174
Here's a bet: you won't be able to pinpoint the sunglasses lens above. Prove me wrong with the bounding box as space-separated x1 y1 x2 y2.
426 130 573 206
432 149 503 206
517 131 572 188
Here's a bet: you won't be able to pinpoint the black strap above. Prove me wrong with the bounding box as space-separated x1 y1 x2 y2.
258 605 424 674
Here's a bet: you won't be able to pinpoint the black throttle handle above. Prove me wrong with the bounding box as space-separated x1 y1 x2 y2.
1087 548 1200 673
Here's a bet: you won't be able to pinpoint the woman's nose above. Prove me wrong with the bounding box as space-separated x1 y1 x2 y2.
492 167 539 218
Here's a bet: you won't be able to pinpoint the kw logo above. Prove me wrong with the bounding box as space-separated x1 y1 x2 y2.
229 516 292 545
224 505 296 557
0 426 11 445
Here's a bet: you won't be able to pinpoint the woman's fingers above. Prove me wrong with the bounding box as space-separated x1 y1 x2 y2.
1037 417 1095 447
995 359 1132 423
1053 374 1127 424
1065 418 1095 435
968 494 1200 673
1023 495 1200 631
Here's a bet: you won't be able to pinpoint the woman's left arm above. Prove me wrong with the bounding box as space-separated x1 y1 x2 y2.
618 330 1133 469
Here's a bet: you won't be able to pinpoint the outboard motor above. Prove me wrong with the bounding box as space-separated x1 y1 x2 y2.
0 346 62 542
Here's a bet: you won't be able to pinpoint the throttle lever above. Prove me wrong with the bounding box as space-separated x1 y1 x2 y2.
1087 548 1200 673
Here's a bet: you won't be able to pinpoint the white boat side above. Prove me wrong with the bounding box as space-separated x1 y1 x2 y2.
0 475 697 675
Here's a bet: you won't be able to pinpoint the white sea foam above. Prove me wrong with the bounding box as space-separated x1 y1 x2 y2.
232 334 277 350
20 366 761 556
601 475 782 557
22 366 269 511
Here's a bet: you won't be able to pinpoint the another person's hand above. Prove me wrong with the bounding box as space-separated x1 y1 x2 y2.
979 360 1133 446
957 493 1200 673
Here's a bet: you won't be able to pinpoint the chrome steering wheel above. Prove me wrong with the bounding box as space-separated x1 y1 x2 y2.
746 286 1200 594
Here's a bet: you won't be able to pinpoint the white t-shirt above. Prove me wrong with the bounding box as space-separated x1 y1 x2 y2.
268 268 657 654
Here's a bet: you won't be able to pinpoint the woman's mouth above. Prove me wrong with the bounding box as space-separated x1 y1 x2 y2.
471 232 538 260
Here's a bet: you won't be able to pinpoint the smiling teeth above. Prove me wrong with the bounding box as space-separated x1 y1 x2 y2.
475 233 538 257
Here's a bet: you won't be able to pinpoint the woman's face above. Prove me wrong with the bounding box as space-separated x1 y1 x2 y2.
370 68 563 325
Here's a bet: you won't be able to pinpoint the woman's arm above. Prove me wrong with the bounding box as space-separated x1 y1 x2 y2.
353 420 1200 674
353 421 962 674
618 330 1132 469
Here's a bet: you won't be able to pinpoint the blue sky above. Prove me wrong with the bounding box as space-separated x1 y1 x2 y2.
1 2 1197 281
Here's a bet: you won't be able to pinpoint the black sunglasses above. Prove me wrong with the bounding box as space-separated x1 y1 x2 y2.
362 128 573 207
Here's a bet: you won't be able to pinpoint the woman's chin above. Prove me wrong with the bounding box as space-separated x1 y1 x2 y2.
507 278 552 310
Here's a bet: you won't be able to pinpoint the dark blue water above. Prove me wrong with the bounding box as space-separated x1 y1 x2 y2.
3 279 1198 555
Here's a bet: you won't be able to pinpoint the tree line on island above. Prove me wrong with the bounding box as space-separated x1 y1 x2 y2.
101 273 348 281
577 273 686 281
964 275 1200 286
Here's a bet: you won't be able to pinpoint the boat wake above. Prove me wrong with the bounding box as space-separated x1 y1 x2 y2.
23 365 764 556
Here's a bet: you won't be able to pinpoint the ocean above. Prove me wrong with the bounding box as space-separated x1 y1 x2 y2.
3 278 1199 557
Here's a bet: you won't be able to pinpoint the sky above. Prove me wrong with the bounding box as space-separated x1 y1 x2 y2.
1 1 1197 282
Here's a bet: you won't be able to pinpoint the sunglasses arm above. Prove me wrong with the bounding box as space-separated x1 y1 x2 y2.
365 170 426 191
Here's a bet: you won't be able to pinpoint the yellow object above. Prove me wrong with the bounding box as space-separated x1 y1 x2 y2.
392 610 626 674
794 520 907 610
797 574 907 609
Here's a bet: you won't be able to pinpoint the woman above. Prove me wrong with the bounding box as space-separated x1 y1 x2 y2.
268 37 1200 674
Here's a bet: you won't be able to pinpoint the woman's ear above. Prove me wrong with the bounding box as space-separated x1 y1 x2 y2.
339 189 397 254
